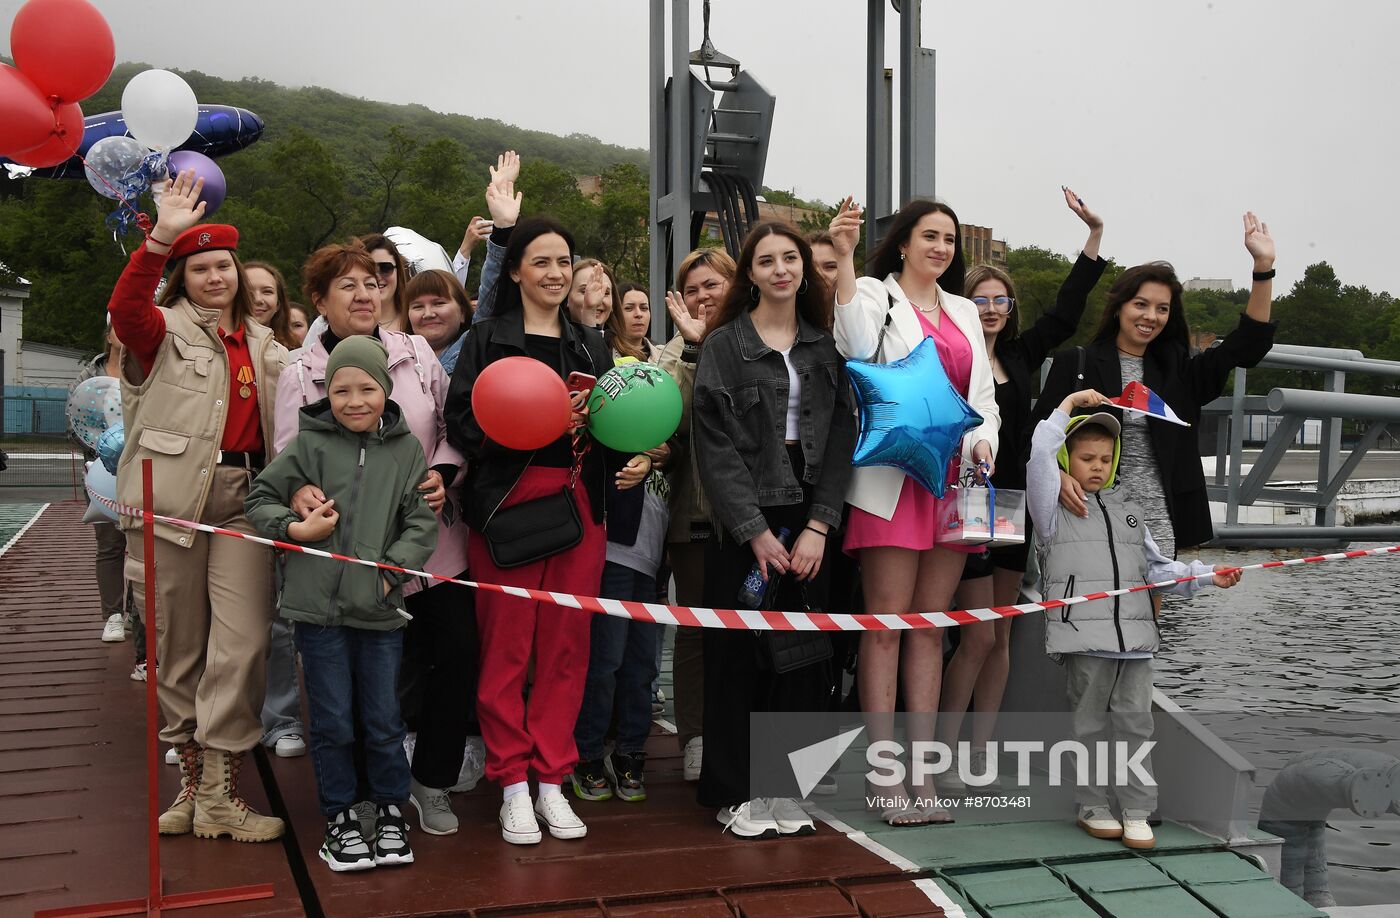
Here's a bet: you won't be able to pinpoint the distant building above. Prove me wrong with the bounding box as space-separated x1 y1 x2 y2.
962 224 1008 267
1184 277 1234 293
1 269 87 391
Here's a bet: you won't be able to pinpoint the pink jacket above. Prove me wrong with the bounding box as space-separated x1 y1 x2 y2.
274 330 469 595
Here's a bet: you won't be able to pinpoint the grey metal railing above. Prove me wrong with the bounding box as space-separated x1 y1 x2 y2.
1202 345 1400 546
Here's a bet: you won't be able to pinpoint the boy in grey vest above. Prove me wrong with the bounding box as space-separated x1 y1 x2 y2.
1028 389 1240 849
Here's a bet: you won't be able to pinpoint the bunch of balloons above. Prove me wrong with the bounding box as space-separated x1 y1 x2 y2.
470 358 682 455
0 0 114 168
66 376 125 523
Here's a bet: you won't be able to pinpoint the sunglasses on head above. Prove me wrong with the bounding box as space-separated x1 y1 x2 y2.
375 261 397 276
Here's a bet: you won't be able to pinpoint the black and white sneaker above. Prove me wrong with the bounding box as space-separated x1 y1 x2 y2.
372 803 414 866
320 809 375 872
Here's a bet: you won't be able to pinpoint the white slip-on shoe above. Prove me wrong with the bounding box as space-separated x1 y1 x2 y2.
1077 805 1124 839
534 791 587 840
768 797 816 836
499 794 542 845
716 798 780 839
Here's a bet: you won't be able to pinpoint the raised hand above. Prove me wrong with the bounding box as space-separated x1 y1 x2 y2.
489 150 521 188
584 265 609 311
1243 212 1274 270
150 169 206 246
1062 186 1102 231
1058 388 1110 415
459 215 491 257
485 180 522 228
828 196 863 258
666 290 705 343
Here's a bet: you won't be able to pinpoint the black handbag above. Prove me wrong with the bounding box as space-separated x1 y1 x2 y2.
482 487 583 569
756 581 833 674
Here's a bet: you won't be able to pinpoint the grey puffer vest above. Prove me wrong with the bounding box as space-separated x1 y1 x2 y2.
1040 486 1157 655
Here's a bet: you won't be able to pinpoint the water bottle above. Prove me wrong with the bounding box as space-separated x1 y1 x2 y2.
737 527 791 609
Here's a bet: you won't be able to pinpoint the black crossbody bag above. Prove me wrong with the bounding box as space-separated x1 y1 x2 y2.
482 444 586 569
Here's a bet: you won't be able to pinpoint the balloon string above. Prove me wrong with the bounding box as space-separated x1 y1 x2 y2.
78 154 155 241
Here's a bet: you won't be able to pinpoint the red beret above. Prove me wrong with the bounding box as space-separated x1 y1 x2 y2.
168 224 239 261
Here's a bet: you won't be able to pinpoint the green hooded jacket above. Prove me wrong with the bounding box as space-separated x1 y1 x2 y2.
245 398 438 631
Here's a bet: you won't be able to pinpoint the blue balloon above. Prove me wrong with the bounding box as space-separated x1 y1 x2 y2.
83 461 119 523
846 336 983 499
96 423 125 474
1 105 265 180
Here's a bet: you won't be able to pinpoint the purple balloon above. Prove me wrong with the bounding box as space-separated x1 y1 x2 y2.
166 149 227 216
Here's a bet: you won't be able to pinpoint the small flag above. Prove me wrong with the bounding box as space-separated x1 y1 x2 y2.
1109 381 1189 427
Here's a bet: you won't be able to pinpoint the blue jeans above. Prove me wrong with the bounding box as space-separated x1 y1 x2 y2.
294 623 409 816
574 562 660 762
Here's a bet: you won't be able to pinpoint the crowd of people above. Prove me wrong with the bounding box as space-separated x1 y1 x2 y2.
85 149 1278 872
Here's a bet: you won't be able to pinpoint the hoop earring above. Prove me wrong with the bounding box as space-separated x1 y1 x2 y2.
750 285 761 302
798 277 809 295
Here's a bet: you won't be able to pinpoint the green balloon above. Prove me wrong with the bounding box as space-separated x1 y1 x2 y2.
586 362 682 453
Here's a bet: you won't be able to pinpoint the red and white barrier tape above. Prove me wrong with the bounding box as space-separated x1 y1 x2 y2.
89 488 1398 632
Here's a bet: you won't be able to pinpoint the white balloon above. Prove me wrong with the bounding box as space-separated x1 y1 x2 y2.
384 226 455 277
121 69 198 152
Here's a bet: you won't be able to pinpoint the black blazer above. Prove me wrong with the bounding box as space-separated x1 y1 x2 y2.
1032 312 1277 551
993 252 1105 490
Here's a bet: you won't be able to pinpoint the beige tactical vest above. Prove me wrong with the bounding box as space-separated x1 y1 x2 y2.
116 298 286 547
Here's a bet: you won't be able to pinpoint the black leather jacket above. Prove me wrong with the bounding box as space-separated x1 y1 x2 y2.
445 307 621 530
693 310 856 543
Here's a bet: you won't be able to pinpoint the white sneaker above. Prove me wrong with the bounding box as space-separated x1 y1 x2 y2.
274 734 307 758
768 797 815 836
450 736 486 793
101 613 125 642
1121 810 1155 849
1076 805 1124 839
534 791 587 840
499 793 541 845
683 736 703 782
164 746 178 766
717 798 780 839
130 662 148 682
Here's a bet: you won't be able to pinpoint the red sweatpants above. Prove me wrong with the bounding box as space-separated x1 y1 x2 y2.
467 466 605 786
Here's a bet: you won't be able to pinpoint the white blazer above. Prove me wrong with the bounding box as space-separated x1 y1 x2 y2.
834 273 1001 521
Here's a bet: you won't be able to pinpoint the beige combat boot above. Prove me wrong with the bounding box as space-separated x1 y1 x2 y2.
157 740 202 835
193 748 285 842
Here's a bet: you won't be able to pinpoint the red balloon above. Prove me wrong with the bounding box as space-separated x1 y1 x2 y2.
10 101 84 167
0 63 55 156
10 0 115 104
471 356 572 451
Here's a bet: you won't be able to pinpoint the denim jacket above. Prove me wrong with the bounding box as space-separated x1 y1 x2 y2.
693 310 856 544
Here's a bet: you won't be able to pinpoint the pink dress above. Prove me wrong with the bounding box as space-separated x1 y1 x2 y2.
844 309 979 554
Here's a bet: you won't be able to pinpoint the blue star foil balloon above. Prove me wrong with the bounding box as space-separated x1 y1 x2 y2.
846 336 983 498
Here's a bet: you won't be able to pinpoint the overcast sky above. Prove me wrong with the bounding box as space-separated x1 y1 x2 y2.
4 0 1397 294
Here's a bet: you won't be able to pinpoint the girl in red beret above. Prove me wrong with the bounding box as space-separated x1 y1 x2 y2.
106 169 289 844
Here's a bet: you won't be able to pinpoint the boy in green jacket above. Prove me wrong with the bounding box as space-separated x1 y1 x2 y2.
246 335 437 873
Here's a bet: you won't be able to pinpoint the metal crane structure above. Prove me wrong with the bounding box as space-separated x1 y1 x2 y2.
646 0 936 339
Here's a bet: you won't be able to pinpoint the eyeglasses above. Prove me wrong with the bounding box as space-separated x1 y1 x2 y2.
971 295 1015 315
374 261 397 276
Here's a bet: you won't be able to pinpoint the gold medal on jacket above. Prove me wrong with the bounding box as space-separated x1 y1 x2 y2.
236 365 255 399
